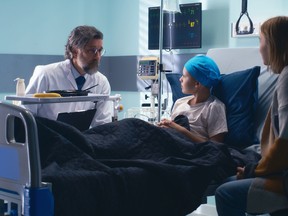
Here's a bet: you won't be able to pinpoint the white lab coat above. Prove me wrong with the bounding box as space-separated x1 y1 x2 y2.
25 59 113 127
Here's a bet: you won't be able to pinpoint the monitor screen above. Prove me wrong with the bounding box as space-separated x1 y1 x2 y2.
148 3 202 50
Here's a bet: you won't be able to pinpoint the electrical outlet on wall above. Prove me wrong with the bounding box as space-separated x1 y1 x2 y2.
231 22 261 38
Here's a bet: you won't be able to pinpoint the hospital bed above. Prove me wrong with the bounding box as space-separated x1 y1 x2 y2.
0 47 280 216
204 47 276 199
167 47 281 216
168 47 276 151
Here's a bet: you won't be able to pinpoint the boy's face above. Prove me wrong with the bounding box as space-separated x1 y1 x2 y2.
180 68 199 94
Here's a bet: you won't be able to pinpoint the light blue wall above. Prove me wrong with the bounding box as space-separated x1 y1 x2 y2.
104 0 140 56
1 0 287 56
0 0 108 55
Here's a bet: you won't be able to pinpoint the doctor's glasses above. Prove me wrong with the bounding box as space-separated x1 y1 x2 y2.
85 47 106 56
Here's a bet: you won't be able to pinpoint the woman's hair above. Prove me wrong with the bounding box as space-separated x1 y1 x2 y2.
64 25 103 60
261 16 288 74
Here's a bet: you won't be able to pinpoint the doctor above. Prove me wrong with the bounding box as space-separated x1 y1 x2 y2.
25 25 113 127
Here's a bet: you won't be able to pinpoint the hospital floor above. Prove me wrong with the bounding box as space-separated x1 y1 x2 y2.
188 196 270 216
188 196 217 216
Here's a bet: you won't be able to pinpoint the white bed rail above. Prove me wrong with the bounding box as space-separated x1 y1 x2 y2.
0 102 53 216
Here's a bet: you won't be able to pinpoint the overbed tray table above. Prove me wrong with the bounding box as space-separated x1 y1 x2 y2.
5 94 110 104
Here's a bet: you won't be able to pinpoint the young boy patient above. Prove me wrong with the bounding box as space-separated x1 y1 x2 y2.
158 55 227 143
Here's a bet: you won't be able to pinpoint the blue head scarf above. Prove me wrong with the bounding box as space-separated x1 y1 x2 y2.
184 55 220 88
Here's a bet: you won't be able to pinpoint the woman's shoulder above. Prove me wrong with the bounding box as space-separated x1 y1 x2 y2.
276 66 288 91
279 66 288 80
275 66 288 106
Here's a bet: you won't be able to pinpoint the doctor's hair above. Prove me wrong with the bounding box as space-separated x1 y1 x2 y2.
261 16 288 74
64 25 104 60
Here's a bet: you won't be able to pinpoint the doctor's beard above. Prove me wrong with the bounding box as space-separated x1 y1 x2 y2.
77 55 99 75
82 60 99 75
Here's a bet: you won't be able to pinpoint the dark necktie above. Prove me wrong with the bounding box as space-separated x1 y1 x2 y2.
75 76 86 90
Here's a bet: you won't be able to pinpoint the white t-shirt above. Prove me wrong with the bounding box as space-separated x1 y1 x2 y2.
171 95 228 140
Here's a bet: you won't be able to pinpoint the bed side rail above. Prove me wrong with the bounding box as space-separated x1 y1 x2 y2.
0 102 53 216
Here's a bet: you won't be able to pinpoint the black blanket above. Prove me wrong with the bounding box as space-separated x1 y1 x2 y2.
35 117 260 216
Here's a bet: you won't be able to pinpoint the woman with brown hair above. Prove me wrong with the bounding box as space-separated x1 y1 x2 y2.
215 16 288 216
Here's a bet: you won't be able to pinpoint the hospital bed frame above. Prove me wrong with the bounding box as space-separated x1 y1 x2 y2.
0 47 281 215
0 94 123 216
0 102 53 216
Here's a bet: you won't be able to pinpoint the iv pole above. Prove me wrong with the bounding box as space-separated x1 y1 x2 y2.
157 0 179 122
157 0 164 122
